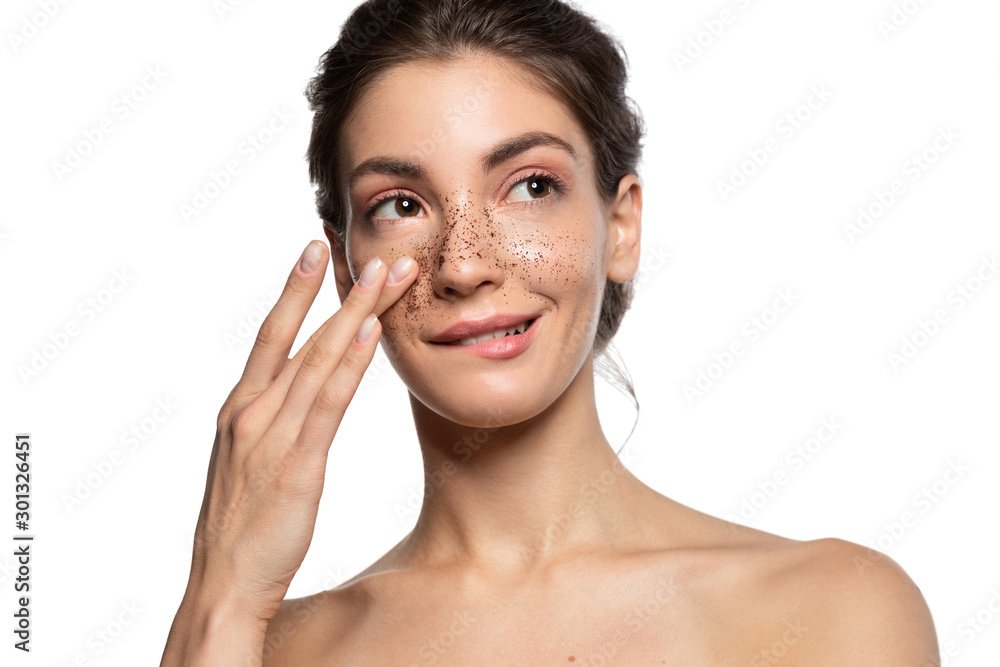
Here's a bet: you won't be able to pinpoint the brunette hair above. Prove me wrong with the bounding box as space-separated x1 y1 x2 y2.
304 0 643 423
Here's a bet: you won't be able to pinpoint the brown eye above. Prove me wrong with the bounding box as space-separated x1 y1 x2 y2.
507 175 555 202
370 195 424 220
527 179 550 197
395 197 419 216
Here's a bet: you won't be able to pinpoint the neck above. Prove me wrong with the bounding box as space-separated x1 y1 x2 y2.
397 354 654 575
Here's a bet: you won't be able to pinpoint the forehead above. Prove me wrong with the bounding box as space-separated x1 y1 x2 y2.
338 54 591 184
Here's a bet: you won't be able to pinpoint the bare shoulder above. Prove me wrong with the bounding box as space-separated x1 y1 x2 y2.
648 503 938 664
261 577 371 667
717 532 939 665
783 537 938 664
259 537 432 666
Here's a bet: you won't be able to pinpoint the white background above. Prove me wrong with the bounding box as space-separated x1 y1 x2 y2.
2 0 998 664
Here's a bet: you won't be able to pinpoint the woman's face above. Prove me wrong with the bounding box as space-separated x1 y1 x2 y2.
330 54 640 427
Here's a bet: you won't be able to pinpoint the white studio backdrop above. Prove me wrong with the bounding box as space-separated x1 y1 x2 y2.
1 0 998 664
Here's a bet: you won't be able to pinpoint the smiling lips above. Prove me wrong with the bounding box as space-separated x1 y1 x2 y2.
429 313 540 358
446 318 535 346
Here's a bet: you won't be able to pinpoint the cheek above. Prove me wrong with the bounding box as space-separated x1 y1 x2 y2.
503 221 602 300
482 200 600 293
353 206 604 351
500 219 605 358
350 231 440 343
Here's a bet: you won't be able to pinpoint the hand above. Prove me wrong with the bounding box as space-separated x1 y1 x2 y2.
186 240 417 623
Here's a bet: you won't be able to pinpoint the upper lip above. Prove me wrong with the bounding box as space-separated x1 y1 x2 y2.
429 312 539 343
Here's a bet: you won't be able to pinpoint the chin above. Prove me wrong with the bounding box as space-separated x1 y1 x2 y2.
379 335 566 429
425 382 557 428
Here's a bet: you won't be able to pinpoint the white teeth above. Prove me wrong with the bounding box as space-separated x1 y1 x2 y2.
456 319 531 346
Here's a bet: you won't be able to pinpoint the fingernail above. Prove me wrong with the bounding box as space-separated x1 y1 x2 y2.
387 256 414 285
357 256 382 289
355 313 378 344
299 241 323 274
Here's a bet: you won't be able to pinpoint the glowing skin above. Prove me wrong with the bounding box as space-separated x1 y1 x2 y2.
265 53 942 666
332 56 613 430
322 54 652 584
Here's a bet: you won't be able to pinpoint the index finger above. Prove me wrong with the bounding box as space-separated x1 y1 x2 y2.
235 240 329 398
259 252 420 405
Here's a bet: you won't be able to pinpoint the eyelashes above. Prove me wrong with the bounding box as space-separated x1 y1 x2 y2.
363 188 415 220
504 171 568 204
362 170 568 223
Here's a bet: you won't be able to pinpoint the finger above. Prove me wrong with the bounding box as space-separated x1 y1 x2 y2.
296 314 382 457
284 253 416 378
235 241 328 398
264 254 418 410
271 255 390 428
370 254 418 316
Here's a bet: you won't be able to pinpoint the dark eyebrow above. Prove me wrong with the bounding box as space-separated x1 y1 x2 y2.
346 159 427 193
480 131 578 174
345 131 577 192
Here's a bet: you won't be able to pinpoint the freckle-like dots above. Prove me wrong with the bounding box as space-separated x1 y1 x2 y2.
375 186 598 342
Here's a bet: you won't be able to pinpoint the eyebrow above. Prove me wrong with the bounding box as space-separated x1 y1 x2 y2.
345 131 578 192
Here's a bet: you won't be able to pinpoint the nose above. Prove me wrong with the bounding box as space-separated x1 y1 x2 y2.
430 196 505 300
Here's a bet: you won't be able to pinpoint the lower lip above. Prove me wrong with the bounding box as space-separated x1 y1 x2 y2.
433 318 539 359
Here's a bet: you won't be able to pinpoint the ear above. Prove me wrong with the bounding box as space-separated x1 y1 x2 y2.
323 225 354 305
606 174 642 283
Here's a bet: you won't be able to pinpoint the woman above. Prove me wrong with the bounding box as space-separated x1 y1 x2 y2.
162 0 939 664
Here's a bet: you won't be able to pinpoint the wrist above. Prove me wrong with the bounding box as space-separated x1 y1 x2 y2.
183 556 282 622
163 583 270 666
182 579 273 630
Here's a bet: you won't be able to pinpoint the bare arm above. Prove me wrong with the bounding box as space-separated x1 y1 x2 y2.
161 583 269 666
160 240 417 664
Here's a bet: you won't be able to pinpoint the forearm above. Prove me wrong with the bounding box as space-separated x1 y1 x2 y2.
161 585 270 667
